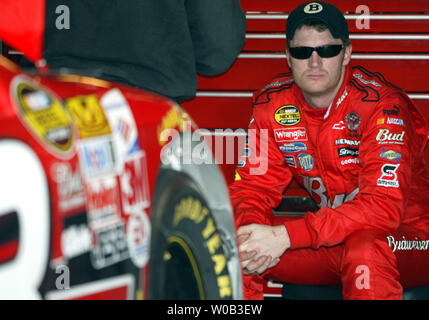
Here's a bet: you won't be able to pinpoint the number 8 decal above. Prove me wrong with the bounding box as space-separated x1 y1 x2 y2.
0 140 50 299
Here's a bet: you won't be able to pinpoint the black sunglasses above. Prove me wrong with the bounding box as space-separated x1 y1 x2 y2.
288 45 344 59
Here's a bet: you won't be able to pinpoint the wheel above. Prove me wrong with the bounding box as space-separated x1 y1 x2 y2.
148 169 234 300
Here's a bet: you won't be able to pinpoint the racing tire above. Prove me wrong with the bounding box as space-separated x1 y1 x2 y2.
148 169 234 300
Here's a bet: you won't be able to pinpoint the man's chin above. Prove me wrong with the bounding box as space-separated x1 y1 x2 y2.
301 85 329 96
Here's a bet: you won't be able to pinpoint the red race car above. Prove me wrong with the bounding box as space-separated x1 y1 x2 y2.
0 1 242 300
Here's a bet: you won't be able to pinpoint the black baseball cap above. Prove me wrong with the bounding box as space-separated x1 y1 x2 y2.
286 1 349 41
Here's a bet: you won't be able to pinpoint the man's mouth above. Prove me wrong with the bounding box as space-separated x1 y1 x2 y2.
307 73 325 79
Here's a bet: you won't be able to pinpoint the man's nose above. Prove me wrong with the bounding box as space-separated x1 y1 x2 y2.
308 50 322 67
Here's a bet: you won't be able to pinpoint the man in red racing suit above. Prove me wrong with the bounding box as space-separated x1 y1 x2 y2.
229 1 429 300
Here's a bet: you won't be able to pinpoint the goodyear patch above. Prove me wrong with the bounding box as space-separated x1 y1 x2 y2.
297 153 314 171
274 105 301 126
11 76 75 157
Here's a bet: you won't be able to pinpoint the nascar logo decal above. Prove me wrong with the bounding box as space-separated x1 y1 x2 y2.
386 118 404 126
274 105 301 126
297 153 314 171
11 76 75 157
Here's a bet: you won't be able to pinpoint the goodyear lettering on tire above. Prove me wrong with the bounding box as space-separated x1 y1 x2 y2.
173 196 232 298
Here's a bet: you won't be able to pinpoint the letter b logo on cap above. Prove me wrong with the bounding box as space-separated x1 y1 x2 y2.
304 2 323 14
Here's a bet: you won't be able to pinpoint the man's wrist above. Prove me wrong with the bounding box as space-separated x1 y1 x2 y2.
274 225 291 252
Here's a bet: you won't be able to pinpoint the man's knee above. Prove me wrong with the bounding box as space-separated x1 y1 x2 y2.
343 229 396 265
341 229 402 299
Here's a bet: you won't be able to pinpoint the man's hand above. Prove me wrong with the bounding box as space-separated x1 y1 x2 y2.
237 224 291 275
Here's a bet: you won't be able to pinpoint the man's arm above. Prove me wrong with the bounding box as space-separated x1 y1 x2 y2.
284 93 428 250
185 0 246 76
229 104 294 229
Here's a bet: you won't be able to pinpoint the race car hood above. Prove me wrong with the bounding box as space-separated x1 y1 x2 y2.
0 0 45 62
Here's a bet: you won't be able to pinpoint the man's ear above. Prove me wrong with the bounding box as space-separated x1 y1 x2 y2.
342 44 353 67
286 48 292 69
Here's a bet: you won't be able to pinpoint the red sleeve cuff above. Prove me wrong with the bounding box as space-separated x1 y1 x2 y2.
284 217 312 249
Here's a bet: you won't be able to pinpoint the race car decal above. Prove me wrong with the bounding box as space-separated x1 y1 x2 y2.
51 162 85 213
11 76 75 158
120 152 151 268
66 94 112 139
78 136 116 178
158 105 192 146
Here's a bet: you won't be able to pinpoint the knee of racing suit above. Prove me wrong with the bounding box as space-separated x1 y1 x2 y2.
341 229 402 300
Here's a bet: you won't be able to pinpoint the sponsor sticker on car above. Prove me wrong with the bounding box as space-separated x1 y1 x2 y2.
100 88 140 162
66 94 112 139
78 136 117 178
11 76 75 157
91 223 130 270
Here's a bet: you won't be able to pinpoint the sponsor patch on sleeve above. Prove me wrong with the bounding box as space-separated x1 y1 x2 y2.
379 147 402 163
274 127 308 142
376 129 405 145
297 153 314 171
377 164 400 188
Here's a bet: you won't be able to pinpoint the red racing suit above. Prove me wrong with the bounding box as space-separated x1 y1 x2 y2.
230 65 429 299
